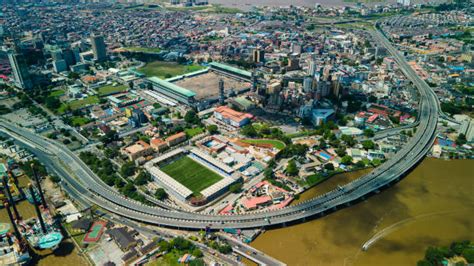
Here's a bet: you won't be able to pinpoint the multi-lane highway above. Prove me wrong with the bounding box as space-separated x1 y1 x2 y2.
0 28 439 230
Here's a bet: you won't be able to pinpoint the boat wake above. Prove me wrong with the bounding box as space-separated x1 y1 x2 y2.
361 209 470 251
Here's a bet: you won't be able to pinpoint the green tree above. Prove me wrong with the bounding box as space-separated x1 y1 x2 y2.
341 155 353 165
120 162 136 177
45 96 61 110
425 247 449 265
389 115 400 125
104 147 119 158
100 130 118 144
341 134 357 147
456 133 467 146
355 160 366 168
114 178 125 188
135 171 151 186
336 147 347 157
362 140 376 150
364 128 375 138
417 260 433 266
173 237 193 251
240 124 258 137
462 249 474 263
158 240 171 252
263 168 273 179
206 124 218 134
184 110 199 124
155 188 168 200
217 243 232 254
324 163 334 171
192 249 203 258
285 159 298 176
317 139 327 150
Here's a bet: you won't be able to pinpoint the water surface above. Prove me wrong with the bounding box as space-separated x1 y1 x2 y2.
250 158 474 265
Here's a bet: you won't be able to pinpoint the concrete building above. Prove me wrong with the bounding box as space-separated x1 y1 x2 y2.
252 48 265 63
122 140 154 161
147 76 196 105
303 76 313 93
311 108 335 126
214 106 253 127
209 62 252 81
90 34 107 62
150 138 168 152
53 59 68 73
308 60 317 77
7 48 33 90
165 132 187 146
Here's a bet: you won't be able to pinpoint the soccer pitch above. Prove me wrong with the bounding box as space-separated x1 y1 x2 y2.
160 156 223 196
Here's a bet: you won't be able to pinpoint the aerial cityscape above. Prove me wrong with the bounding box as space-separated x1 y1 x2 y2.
0 0 472 265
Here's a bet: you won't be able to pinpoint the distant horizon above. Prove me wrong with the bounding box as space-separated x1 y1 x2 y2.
209 0 442 10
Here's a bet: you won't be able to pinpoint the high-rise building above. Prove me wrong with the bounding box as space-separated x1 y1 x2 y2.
62 48 76 68
287 57 300 71
90 34 107 62
308 60 317 77
51 49 63 61
252 48 265 63
303 76 313 93
290 43 302 54
7 48 33 90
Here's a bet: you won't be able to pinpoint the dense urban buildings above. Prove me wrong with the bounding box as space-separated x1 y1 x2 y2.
0 0 472 265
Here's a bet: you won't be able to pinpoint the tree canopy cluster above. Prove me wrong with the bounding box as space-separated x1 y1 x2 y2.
418 240 474 266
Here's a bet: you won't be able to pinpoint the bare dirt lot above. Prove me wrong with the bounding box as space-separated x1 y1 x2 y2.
174 71 250 100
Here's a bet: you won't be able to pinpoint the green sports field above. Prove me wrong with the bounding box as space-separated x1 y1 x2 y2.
97 84 128 96
138 61 205 78
161 156 222 196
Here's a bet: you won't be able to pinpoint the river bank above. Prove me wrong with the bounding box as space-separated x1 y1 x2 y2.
249 158 474 265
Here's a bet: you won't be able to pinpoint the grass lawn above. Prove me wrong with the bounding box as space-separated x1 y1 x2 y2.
71 116 91 127
64 223 86 247
68 96 100 110
138 61 205 78
147 250 181 266
49 89 65 97
161 156 222 196
97 84 128 96
305 173 327 187
123 47 162 53
184 127 204 138
241 139 286 150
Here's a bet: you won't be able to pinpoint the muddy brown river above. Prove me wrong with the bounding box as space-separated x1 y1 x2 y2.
249 158 474 265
